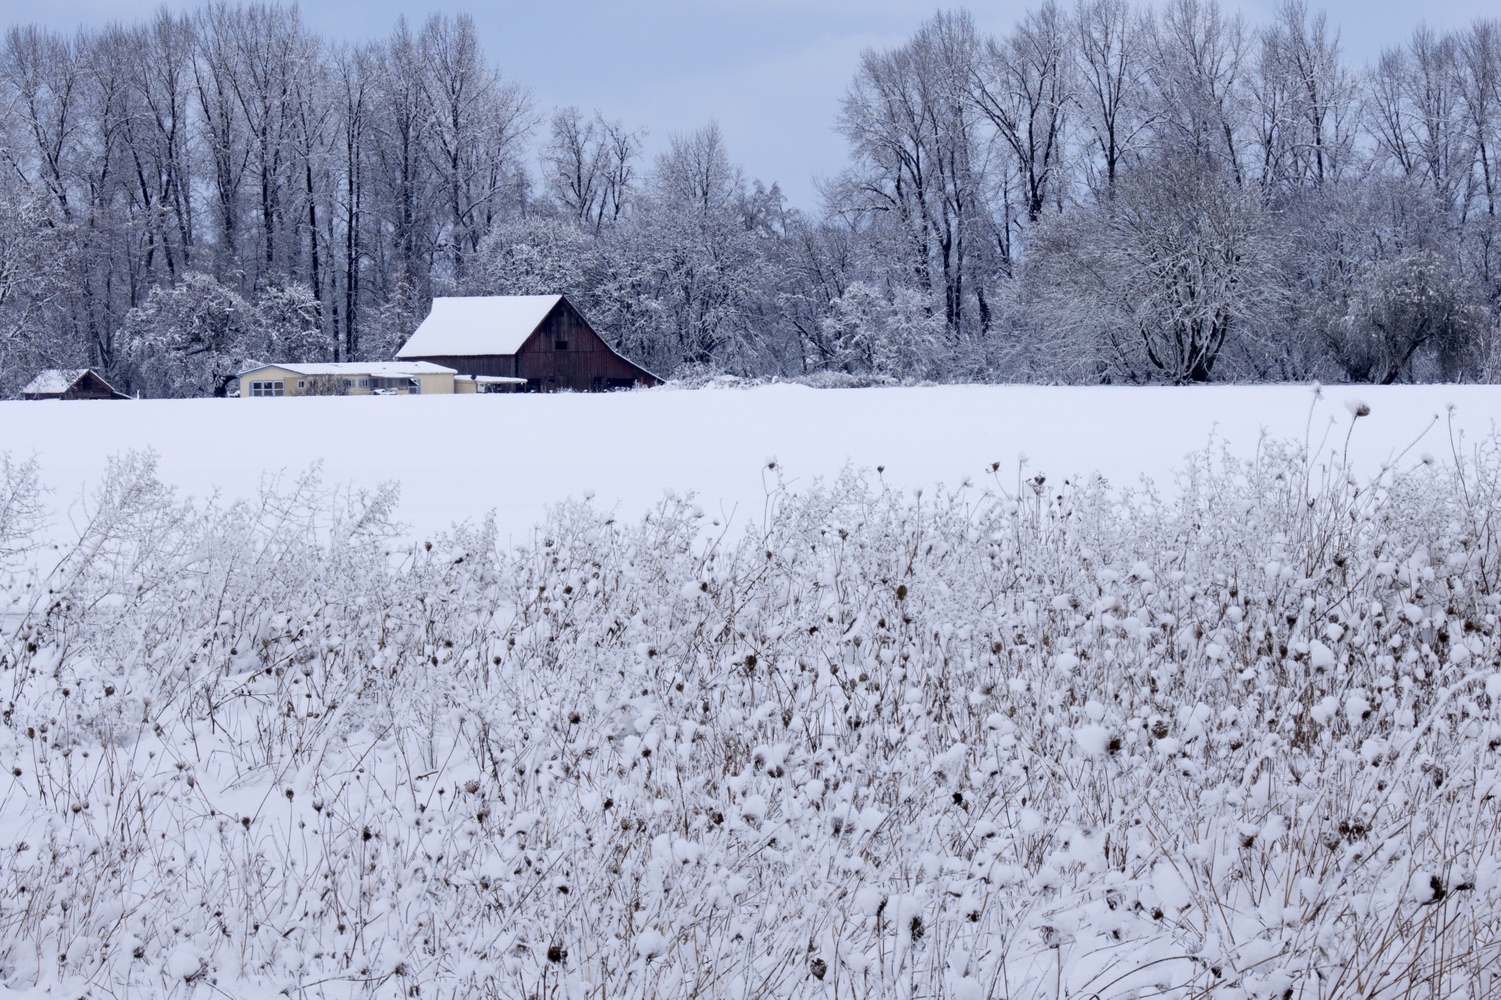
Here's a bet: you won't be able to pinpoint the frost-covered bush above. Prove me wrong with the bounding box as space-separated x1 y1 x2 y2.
2 434 1501 999
119 275 329 398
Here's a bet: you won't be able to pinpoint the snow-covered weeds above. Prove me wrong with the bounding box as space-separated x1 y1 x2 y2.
2 427 1501 999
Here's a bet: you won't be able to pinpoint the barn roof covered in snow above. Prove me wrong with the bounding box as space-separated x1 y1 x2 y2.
395 296 563 359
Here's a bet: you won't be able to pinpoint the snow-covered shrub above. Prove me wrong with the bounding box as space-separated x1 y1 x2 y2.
2 432 1501 998
119 275 333 397
820 282 943 379
120 273 262 399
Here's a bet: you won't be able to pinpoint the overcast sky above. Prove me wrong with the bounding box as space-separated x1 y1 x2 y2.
6 0 1496 210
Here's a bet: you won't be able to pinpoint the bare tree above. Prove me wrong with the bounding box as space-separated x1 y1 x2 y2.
1457 20 1501 217
543 107 642 230
1074 0 1151 193
1252 0 1357 193
1145 0 1251 183
225 5 315 277
123 12 197 278
1369 27 1467 209
2 25 84 220
76 24 136 367
653 120 741 215
331 43 374 359
973 0 1073 223
420 13 532 277
837 11 993 335
192 4 250 277
603 115 643 223
286 41 332 335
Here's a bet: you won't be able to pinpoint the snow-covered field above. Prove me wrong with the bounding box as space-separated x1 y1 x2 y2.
5 383 1499 542
3 384 1501 999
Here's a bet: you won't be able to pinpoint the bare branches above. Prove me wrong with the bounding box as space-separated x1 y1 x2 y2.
0 2 1497 390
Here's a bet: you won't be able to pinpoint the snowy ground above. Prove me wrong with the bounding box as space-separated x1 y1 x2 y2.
3 384 1501 999
4 383 1498 542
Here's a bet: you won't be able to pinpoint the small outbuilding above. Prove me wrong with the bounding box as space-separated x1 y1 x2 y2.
454 374 528 393
21 369 130 400
395 295 660 392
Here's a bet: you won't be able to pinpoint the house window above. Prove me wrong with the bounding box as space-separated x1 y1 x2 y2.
408 378 421 394
344 379 355 388
250 380 285 397
296 381 306 389
359 379 372 388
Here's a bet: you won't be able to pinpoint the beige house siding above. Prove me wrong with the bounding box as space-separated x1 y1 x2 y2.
413 371 456 395
239 366 456 398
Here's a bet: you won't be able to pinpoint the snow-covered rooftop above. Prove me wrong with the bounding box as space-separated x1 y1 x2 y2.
395 295 562 359
239 362 456 377
21 369 90 395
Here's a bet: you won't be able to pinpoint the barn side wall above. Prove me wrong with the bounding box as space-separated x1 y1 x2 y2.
402 355 519 378
514 303 658 391
64 374 119 400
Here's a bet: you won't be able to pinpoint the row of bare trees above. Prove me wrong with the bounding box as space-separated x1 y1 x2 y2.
2 1 1500 394
828 0 1501 383
0 6 532 394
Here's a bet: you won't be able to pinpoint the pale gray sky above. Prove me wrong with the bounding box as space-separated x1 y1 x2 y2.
6 0 1494 209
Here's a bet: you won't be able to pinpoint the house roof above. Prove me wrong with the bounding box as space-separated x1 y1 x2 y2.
395 295 563 358
239 362 457 378
22 368 97 395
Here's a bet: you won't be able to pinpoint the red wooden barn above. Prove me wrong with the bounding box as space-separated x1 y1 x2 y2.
395 295 659 392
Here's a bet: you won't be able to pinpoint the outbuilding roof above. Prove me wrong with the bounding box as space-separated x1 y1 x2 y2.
22 369 92 395
238 362 457 378
395 295 563 359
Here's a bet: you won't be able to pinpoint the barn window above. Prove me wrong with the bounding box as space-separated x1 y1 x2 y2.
250 380 285 397
555 338 569 350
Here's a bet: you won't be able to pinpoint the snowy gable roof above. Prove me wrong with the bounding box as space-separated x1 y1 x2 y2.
238 361 456 378
395 295 563 359
21 369 90 395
